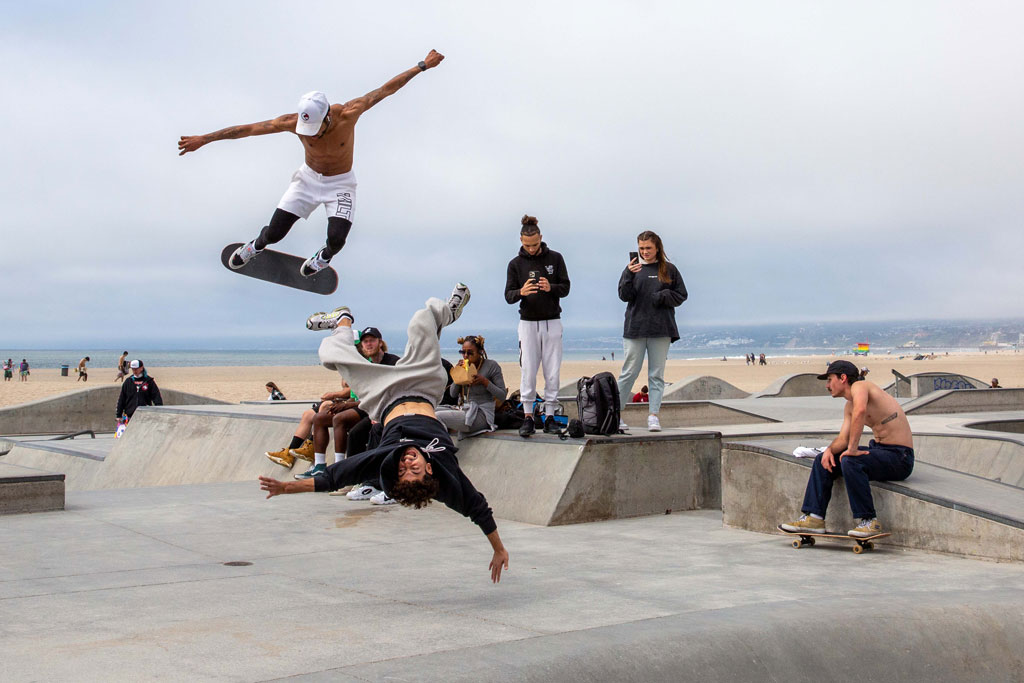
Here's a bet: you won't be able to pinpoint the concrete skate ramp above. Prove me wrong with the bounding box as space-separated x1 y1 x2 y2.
904 387 1024 415
967 418 1024 435
662 375 749 400
0 385 229 436
343 591 1024 683
722 438 1024 561
0 461 64 515
912 433 1024 488
456 431 721 526
559 398 777 427
749 373 823 398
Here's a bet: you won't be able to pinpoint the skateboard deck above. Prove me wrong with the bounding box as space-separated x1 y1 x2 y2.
221 243 338 295
777 524 890 554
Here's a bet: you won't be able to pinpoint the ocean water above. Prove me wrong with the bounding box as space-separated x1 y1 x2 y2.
4 318 1019 368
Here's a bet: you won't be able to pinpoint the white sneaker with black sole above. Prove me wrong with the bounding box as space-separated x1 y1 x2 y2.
307 306 353 331
346 484 380 501
447 283 470 323
300 248 331 277
370 490 397 506
229 240 262 269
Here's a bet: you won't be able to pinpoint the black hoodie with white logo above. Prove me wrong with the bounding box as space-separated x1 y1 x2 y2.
313 414 496 535
504 242 571 321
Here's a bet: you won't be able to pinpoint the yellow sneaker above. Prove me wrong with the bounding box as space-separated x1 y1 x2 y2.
780 514 826 534
848 518 883 538
265 447 295 468
290 439 315 462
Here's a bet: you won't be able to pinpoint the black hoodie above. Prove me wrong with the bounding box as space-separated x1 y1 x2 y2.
504 242 570 321
115 373 164 419
313 414 496 535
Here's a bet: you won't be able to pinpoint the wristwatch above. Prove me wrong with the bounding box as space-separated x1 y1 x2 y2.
418 61 427 71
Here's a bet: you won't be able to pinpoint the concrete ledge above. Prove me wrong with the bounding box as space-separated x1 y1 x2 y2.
912 433 1024 488
0 462 64 514
905 387 1024 415
559 399 777 428
722 439 1024 561
0 385 229 435
453 430 721 526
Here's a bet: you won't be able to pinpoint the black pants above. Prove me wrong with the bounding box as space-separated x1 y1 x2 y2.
255 208 352 259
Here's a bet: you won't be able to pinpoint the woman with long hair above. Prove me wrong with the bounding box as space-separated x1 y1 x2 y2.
616 230 688 431
435 335 507 435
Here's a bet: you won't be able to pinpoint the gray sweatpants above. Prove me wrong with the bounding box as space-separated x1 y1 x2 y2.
319 298 452 422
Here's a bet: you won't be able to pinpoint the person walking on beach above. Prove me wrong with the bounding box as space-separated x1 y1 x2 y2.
114 352 129 382
780 360 914 538
260 283 511 583
115 360 164 424
3 359 12 382
504 214 571 437
77 356 90 382
616 231 687 432
19 359 29 382
178 50 445 279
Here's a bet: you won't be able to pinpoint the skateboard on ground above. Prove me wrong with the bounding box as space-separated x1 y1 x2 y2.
221 243 338 295
777 524 890 554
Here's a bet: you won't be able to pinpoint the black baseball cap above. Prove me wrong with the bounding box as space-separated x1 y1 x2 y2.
817 360 861 381
360 327 382 340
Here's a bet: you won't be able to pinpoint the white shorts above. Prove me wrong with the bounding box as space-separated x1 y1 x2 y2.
277 164 357 222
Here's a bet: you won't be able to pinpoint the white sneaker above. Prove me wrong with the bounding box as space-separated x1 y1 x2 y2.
229 240 262 269
346 485 380 501
647 415 662 432
306 306 352 331
370 490 397 506
300 248 331 277
447 283 471 323
618 420 629 431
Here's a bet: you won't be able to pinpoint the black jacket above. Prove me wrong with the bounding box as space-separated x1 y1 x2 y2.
504 243 570 321
618 262 688 342
313 414 496 535
116 374 164 419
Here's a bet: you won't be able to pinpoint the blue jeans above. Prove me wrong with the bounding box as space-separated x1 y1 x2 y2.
617 337 671 413
801 440 914 519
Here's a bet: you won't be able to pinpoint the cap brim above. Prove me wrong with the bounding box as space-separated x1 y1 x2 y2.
816 372 830 380
295 119 321 136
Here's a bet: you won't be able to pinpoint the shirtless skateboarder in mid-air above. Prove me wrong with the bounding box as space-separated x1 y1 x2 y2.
178 50 444 278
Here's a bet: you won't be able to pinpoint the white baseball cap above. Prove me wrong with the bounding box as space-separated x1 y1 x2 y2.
129 360 142 369
296 91 329 136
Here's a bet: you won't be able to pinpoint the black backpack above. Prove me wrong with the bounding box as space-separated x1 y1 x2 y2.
576 372 621 435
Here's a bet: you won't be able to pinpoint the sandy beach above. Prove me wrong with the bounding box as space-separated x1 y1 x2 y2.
0 351 1019 409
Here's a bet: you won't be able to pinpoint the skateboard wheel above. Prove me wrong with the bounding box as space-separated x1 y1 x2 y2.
852 544 864 554
792 539 801 549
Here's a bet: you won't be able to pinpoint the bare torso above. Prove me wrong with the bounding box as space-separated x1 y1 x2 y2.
294 105 359 175
847 381 914 448
383 400 437 426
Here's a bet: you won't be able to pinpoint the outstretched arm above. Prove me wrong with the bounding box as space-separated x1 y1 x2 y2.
260 476 315 498
178 114 295 156
343 49 445 117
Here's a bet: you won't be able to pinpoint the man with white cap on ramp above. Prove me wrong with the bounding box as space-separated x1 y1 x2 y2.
178 50 444 279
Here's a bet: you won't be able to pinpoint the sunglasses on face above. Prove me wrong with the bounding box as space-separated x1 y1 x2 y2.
459 349 476 356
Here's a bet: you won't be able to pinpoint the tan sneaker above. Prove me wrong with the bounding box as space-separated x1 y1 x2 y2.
265 447 295 468
780 514 826 534
848 518 883 538
290 439 315 462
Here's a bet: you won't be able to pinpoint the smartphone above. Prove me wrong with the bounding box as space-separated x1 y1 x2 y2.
629 251 638 263
528 270 539 283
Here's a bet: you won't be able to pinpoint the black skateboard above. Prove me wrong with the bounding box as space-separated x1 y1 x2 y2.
777 524 890 554
221 243 338 295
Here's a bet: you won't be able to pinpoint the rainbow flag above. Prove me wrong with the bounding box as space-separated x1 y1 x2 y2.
855 342 870 355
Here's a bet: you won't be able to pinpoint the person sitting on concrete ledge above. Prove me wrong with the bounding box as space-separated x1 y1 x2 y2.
435 335 508 437
781 360 914 538
259 284 510 582
265 396 336 470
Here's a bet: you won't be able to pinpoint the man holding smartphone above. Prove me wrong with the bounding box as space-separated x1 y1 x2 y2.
504 215 571 437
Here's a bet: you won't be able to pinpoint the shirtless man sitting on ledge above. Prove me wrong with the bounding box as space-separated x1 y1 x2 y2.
781 359 914 538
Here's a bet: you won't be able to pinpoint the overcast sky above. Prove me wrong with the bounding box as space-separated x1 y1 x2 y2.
3 1 1022 348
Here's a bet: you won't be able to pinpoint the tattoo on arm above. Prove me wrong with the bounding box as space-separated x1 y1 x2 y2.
366 70 418 107
880 412 898 425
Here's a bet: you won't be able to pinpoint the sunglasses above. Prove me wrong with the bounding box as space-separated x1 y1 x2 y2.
459 349 476 356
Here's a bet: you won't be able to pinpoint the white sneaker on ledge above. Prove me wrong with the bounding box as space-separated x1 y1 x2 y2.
647 415 662 432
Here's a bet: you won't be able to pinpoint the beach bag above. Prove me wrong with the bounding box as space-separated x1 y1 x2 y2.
576 372 621 435
494 399 525 430
449 359 477 386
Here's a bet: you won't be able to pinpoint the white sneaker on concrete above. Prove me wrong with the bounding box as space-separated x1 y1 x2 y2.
619 419 629 431
648 415 662 432
346 485 380 501
370 490 397 506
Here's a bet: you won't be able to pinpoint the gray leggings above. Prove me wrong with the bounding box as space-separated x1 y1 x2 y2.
318 298 452 422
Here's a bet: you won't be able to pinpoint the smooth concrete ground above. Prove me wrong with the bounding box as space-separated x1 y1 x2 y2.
2 481 1023 682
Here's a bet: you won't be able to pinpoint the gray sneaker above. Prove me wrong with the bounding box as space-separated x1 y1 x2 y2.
306 306 352 331
447 283 470 323
229 240 262 269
